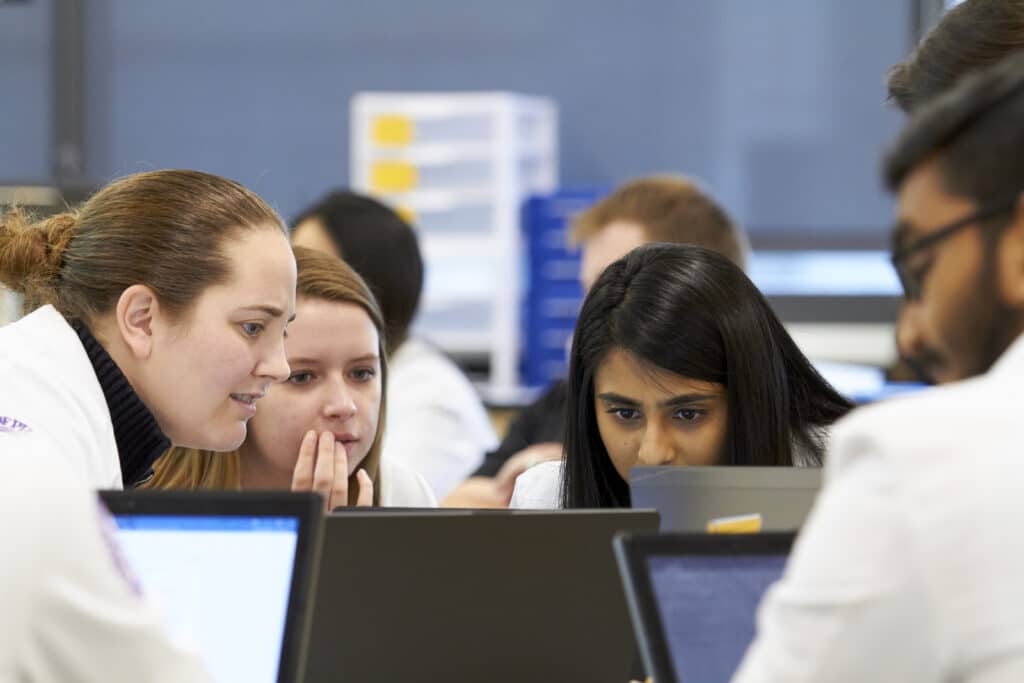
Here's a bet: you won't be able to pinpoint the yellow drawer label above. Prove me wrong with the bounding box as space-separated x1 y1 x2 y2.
371 115 414 145
370 162 418 192
706 513 763 534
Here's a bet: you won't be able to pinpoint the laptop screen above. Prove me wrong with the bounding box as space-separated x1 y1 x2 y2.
110 514 300 683
646 553 786 683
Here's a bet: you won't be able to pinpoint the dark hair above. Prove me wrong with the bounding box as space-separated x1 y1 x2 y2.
0 169 285 323
570 175 748 270
292 191 423 353
887 0 1024 113
884 50 1024 207
561 244 852 508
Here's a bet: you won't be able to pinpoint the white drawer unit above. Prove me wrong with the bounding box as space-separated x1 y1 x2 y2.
350 92 558 393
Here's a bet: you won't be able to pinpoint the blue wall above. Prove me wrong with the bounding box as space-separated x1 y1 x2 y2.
0 0 52 182
2 0 910 233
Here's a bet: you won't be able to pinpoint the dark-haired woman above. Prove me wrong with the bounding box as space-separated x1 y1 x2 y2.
511 243 852 508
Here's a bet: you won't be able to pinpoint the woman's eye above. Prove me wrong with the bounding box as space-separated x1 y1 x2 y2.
288 372 314 385
241 322 265 338
674 408 704 423
351 367 377 382
610 408 641 422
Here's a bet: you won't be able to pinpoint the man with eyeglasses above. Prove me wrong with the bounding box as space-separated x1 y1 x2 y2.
732 51 1024 683
886 0 1024 383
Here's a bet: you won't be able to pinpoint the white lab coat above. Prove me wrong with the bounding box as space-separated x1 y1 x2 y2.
0 305 122 488
379 456 438 507
382 337 497 500
734 333 1024 682
0 453 209 682
509 460 562 509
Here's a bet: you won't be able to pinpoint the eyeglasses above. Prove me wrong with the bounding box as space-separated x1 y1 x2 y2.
890 199 1018 300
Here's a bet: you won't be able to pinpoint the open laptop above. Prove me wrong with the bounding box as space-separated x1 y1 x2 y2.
98 490 323 683
630 466 822 532
614 532 795 683
304 508 659 683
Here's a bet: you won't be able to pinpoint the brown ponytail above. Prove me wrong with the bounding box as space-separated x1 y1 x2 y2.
0 209 78 312
0 169 286 324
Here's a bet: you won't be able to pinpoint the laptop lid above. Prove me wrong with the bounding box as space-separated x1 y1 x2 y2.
305 508 659 683
614 532 794 683
98 490 323 683
629 466 822 532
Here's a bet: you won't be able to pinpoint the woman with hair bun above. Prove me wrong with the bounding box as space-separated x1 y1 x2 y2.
0 169 297 490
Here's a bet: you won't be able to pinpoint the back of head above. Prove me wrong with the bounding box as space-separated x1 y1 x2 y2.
885 50 1024 205
570 175 748 270
0 169 285 324
562 244 850 508
292 191 423 353
887 0 1024 113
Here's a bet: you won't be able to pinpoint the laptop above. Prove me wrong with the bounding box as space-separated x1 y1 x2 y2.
614 532 795 683
630 466 822 532
98 490 324 683
304 508 659 683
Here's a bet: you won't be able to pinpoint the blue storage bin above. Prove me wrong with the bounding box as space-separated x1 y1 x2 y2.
521 188 608 388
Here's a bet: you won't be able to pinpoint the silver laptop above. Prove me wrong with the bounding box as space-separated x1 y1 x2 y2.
629 466 822 532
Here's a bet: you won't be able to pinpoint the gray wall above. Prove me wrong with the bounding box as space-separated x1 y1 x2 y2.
2 0 910 233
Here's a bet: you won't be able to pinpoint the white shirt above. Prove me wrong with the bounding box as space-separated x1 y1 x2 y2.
382 337 498 500
510 460 562 509
379 456 438 507
733 333 1024 683
0 453 209 682
0 305 122 488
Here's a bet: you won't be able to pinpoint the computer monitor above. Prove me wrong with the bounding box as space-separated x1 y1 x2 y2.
614 532 794 683
305 508 659 683
99 491 323 683
630 466 822 533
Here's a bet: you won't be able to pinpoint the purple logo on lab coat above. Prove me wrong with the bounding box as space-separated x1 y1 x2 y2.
0 416 31 433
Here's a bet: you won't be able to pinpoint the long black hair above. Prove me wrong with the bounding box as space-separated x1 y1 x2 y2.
292 191 423 354
561 243 853 508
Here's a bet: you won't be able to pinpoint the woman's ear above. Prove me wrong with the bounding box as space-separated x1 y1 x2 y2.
114 284 160 360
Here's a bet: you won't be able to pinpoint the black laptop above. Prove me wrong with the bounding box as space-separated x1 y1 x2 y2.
303 508 659 683
99 490 324 683
630 466 822 532
613 532 795 683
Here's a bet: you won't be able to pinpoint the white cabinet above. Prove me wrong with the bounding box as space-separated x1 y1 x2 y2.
350 92 558 393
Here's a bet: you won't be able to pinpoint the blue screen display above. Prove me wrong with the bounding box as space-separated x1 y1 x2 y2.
647 554 786 683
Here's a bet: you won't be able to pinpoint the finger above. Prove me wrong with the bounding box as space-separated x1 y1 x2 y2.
329 440 350 510
312 431 335 509
291 430 318 492
355 469 374 507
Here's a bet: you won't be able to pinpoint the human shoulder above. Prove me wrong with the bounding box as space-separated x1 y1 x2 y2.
389 337 471 388
509 460 562 509
0 307 120 486
379 457 438 507
826 371 1009 478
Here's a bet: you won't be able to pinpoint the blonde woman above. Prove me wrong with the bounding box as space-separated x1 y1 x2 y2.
149 247 435 509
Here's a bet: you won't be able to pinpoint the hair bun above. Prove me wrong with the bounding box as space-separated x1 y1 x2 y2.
0 208 78 298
